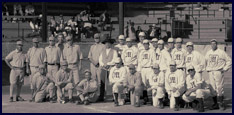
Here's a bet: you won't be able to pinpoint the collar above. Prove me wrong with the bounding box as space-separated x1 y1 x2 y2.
15 49 22 53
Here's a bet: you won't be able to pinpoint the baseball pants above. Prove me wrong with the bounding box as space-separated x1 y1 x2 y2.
168 87 185 109
129 86 143 106
47 65 59 80
182 89 211 102
90 64 102 85
10 69 24 85
208 71 224 96
151 86 165 107
68 64 80 85
35 83 55 103
30 66 39 89
141 68 152 87
56 83 73 102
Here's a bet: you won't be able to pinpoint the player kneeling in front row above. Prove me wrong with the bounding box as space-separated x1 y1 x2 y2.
182 65 211 112
75 69 99 105
55 61 74 104
124 64 143 107
109 58 127 106
146 63 165 109
165 60 186 111
31 64 55 103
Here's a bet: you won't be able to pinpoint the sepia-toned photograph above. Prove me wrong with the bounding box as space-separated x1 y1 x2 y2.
2 2 232 113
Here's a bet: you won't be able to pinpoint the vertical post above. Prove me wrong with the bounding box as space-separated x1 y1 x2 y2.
119 2 124 35
18 21 20 37
22 29 24 40
42 2 47 42
225 19 227 40
198 19 200 39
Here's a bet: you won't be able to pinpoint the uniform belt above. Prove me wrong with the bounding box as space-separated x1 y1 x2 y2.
142 67 150 68
68 63 77 65
12 67 24 70
30 66 39 68
177 68 184 70
47 63 59 65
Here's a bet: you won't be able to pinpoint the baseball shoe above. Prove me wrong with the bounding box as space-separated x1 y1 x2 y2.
209 103 219 110
192 100 198 111
134 102 140 107
16 96 25 101
69 99 74 103
9 97 13 102
84 100 89 105
218 96 226 111
49 98 56 103
197 98 205 112
114 102 119 106
76 100 83 105
174 105 179 111
158 98 164 109
59 99 66 104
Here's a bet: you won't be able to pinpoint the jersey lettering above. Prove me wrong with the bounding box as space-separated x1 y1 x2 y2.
113 72 120 79
170 77 176 83
143 54 149 59
156 53 160 60
126 52 132 57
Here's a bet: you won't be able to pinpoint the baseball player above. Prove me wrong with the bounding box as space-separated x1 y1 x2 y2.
5 40 26 102
123 64 143 107
55 61 74 104
146 63 165 109
165 60 186 111
182 65 212 112
121 38 138 67
114 35 127 57
26 37 47 101
98 38 118 101
166 37 175 56
31 64 55 103
137 32 154 52
205 39 232 110
156 40 172 73
171 38 187 73
88 33 105 99
76 69 99 105
185 42 205 74
62 35 83 86
109 58 127 106
45 36 61 83
151 38 158 51
137 39 157 105
55 33 65 51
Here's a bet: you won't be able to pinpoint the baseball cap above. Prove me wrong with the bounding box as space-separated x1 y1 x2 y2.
65 36 72 41
186 42 194 46
49 36 55 41
16 40 23 45
126 38 132 42
168 38 174 43
169 60 176 66
39 64 45 69
94 33 100 39
210 39 217 43
143 39 149 44
118 35 125 40
139 32 146 37
84 69 91 74
128 64 135 69
158 40 164 44
114 58 122 63
60 61 68 66
187 65 195 71
176 38 183 43
152 63 160 69
151 38 158 42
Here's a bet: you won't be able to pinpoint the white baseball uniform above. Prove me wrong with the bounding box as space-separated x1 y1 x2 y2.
147 71 165 107
205 48 232 96
109 66 127 93
137 42 154 52
137 49 157 86
185 50 205 73
171 48 187 69
165 70 186 108
182 73 211 102
121 45 138 66
155 48 172 72
114 44 127 56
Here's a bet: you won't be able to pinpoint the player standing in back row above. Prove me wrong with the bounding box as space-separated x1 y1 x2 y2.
205 39 232 111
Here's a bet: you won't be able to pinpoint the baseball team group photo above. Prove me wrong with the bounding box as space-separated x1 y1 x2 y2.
2 2 232 113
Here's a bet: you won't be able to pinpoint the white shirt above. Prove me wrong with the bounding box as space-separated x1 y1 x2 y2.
186 50 205 72
137 49 157 71
109 66 127 84
171 48 187 68
165 70 185 92
99 48 118 67
156 48 172 71
147 71 165 88
121 45 138 66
